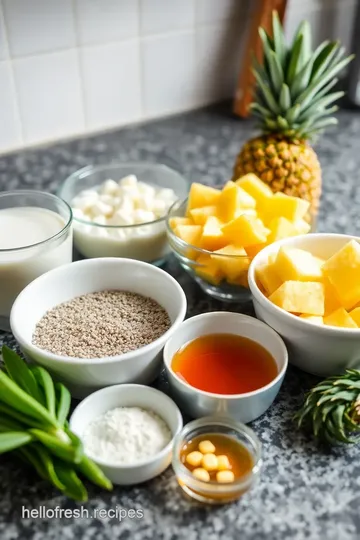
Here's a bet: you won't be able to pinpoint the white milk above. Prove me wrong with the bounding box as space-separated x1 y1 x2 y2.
0 207 73 323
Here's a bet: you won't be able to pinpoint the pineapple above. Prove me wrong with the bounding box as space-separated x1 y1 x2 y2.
295 370 360 444
233 12 353 221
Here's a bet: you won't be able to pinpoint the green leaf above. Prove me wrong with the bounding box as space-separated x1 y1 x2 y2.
53 461 88 502
31 366 56 418
252 69 280 115
298 92 344 122
77 455 113 491
2 346 42 404
268 50 284 93
30 443 66 491
310 41 340 82
279 84 291 111
286 103 301 124
0 432 33 454
286 34 304 85
29 428 83 464
271 10 287 66
17 446 49 481
291 56 315 99
0 402 48 430
55 383 71 426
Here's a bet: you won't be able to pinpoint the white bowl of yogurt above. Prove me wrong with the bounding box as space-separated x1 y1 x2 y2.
59 163 189 264
0 190 72 330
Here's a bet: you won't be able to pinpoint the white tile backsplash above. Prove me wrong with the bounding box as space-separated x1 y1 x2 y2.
0 61 21 152
142 32 197 117
140 0 195 36
3 0 76 57
0 0 356 153
75 0 139 46
13 50 84 145
81 41 141 130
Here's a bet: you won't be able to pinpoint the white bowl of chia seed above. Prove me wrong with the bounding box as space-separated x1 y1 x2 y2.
10 258 187 398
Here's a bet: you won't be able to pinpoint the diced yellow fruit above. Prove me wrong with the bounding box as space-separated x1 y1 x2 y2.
299 314 324 324
202 453 218 471
187 183 221 212
169 217 193 229
324 276 343 316
256 263 282 296
350 307 360 326
222 214 269 247
268 253 277 264
217 184 256 223
234 208 258 218
263 192 310 224
198 440 215 454
217 455 231 471
194 254 223 285
192 468 210 482
201 216 227 251
210 245 249 280
190 205 218 225
274 247 323 283
216 470 235 483
227 270 249 288
324 308 358 329
267 217 298 244
245 243 267 258
235 173 273 206
186 451 203 467
322 240 360 310
175 224 202 246
269 281 325 315
293 219 311 235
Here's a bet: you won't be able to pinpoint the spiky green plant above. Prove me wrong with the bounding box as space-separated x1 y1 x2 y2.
295 370 360 444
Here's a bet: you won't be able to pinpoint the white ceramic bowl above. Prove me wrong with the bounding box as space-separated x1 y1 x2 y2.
248 233 360 377
10 258 187 398
163 312 288 423
69 384 183 485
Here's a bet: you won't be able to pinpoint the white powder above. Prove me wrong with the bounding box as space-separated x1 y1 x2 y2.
82 407 172 464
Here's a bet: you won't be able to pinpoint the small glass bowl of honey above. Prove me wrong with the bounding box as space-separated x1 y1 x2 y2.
172 417 262 505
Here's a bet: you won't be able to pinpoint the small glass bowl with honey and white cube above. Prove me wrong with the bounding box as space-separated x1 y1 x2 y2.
166 175 312 302
172 417 262 505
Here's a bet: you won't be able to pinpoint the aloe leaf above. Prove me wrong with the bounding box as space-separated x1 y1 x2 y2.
53 461 88 502
252 69 281 115
271 10 287 66
55 383 71 426
77 455 112 491
0 370 59 429
31 366 56 418
29 428 82 464
0 432 33 454
2 346 42 403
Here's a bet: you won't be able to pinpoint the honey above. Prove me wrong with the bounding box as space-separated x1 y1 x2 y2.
171 333 278 394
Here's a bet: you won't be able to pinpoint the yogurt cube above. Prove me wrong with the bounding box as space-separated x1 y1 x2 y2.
119 174 138 187
133 209 155 224
89 200 113 218
100 179 118 195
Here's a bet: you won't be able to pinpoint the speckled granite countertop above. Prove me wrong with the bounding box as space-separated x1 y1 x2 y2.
1 103 360 540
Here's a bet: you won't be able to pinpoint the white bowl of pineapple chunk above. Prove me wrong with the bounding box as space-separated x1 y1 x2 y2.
248 234 360 376
167 174 311 302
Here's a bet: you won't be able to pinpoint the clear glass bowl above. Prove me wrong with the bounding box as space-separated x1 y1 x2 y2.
172 417 262 505
166 199 252 302
59 163 189 265
0 190 72 331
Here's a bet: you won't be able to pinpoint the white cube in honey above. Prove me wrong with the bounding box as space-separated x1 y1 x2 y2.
202 453 218 471
185 451 203 467
198 440 216 454
192 468 210 482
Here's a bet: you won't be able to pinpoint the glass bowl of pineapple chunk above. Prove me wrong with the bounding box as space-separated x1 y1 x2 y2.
248 233 360 377
166 175 312 302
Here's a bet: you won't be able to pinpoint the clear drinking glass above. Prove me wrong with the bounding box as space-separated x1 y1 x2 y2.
0 190 73 330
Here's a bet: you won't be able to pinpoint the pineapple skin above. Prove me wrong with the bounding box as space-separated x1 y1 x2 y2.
233 135 322 221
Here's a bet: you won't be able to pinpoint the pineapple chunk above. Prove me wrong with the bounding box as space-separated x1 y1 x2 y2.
190 206 217 225
210 245 249 280
263 193 310 224
194 254 223 285
323 276 342 315
217 183 256 223
269 281 325 315
268 253 277 264
324 308 358 329
175 224 202 246
256 262 282 296
201 216 227 251
293 219 311 235
267 217 298 244
299 314 324 324
187 183 221 212
274 247 323 282
322 240 360 310
235 174 273 206
222 214 269 247
227 270 249 288
245 243 267 258
349 307 360 327
169 217 192 230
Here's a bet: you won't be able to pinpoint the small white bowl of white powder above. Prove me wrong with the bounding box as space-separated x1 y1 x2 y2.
69 384 183 485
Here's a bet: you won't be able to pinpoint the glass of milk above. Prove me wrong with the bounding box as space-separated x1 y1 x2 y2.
0 190 73 330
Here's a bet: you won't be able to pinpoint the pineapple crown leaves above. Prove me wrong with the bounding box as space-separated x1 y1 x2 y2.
294 369 360 445
251 11 354 140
